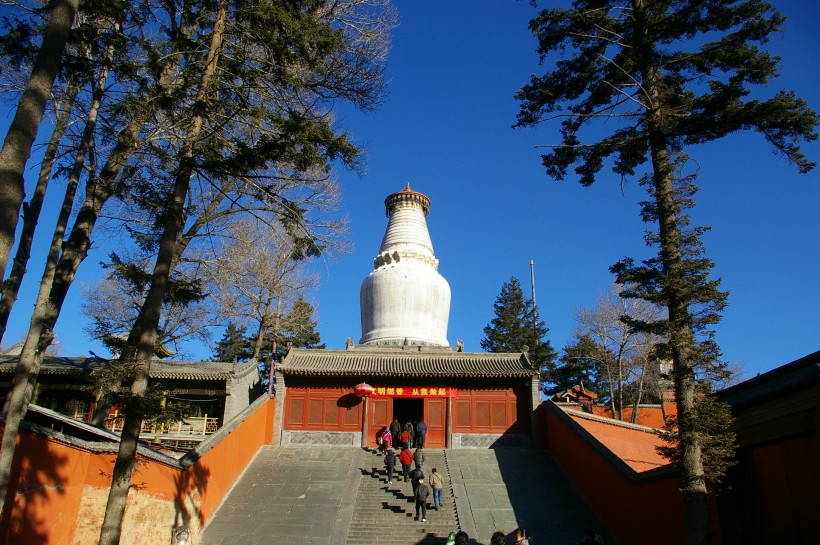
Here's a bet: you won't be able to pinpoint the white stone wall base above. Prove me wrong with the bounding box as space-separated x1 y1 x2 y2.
279 431 531 448
281 430 362 446
451 433 531 449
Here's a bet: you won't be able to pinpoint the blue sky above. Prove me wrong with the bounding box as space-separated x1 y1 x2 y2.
3 1 818 379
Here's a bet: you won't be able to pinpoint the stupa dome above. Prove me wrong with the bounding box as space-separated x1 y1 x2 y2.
359 184 451 346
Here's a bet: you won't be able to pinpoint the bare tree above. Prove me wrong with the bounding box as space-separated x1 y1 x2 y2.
575 283 664 420
207 219 321 361
81 257 215 359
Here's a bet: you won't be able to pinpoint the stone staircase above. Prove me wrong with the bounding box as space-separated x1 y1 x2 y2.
345 449 459 545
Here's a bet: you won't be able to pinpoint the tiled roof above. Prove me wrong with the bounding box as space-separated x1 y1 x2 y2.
278 347 537 378
718 349 820 409
0 355 257 380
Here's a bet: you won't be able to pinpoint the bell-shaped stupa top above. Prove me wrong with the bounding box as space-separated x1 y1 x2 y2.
359 184 451 347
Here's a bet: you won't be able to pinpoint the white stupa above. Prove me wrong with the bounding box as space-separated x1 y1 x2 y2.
359 184 451 346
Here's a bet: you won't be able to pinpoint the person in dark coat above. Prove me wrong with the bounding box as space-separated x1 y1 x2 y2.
413 446 425 470
384 447 397 484
414 477 430 522
404 421 415 447
490 531 506 545
415 418 427 448
409 466 425 498
389 419 401 448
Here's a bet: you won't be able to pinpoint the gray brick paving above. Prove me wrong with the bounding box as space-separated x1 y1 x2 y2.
449 449 611 545
199 446 612 545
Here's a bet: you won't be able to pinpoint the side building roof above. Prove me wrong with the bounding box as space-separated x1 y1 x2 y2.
278 346 537 378
717 349 820 410
0 355 259 381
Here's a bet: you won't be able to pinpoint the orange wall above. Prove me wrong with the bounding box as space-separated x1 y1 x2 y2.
196 395 275 523
591 405 668 428
568 414 670 472
717 407 820 545
0 396 275 545
540 403 688 545
1 430 92 545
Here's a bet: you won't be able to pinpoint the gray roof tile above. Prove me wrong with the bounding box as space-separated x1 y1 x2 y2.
0 355 257 380
278 347 537 378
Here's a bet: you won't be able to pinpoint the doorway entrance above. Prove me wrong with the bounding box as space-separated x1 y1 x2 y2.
392 398 423 431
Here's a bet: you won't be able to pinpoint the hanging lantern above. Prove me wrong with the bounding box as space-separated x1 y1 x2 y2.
354 382 374 398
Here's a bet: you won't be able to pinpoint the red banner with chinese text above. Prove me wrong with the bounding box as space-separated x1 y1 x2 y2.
370 386 458 398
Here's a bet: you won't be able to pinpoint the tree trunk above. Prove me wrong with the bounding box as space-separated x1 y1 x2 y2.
0 81 78 343
606 369 617 420
0 38 154 513
616 347 625 421
631 369 645 424
97 4 227 543
0 105 85 517
648 81 710 545
0 0 78 278
0 61 106 504
630 0 710 540
252 312 268 361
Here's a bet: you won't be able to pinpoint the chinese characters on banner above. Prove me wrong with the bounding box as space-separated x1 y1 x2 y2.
370 386 458 398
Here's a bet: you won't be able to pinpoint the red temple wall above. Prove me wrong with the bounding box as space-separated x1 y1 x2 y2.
452 387 525 434
283 386 362 432
283 384 529 442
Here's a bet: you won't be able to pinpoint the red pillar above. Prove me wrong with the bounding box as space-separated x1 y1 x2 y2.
361 396 370 448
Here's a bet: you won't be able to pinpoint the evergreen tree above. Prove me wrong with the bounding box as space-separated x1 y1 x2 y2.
95 2 394 542
546 334 607 398
213 322 253 363
481 277 556 380
0 0 78 278
276 296 326 356
515 1 817 542
258 296 325 391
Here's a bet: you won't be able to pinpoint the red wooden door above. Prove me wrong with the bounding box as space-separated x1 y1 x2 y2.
424 398 445 447
369 397 390 448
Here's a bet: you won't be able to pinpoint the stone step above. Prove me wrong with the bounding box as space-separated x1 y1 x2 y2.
345 449 459 545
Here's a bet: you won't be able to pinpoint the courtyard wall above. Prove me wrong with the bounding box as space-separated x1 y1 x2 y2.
0 395 275 545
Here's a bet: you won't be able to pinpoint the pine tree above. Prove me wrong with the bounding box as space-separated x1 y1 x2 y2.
515 1 817 542
546 334 607 398
481 277 556 379
257 296 325 390
276 297 326 356
0 0 78 278
213 322 253 363
97 2 393 542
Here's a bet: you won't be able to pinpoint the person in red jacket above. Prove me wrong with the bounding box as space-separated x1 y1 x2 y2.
399 446 413 482
399 428 411 449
